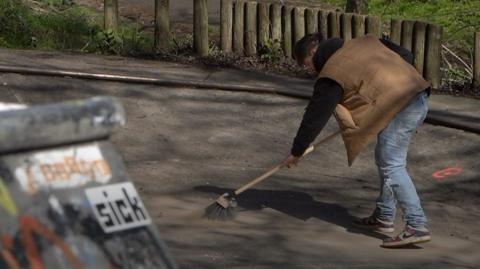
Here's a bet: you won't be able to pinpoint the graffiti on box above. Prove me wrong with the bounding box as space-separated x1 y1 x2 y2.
85 182 152 233
0 179 17 216
14 145 112 194
0 144 172 269
0 192 167 269
1 215 86 269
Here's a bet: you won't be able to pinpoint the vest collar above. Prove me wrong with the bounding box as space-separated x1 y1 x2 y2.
314 38 345 72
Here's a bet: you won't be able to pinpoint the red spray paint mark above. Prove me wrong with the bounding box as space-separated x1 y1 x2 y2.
432 167 463 180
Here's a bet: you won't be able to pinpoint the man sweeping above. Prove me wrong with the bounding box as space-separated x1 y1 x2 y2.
281 33 431 248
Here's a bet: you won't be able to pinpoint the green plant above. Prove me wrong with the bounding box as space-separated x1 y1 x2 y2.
442 66 471 88
258 39 283 63
117 21 153 56
208 42 222 58
0 0 98 50
88 29 122 54
0 0 154 55
317 0 480 51
169 34 194 55
0 37 10 48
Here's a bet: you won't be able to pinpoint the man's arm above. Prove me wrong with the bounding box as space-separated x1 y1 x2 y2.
290 78 343 157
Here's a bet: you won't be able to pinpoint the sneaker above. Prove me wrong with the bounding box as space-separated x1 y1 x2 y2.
354 215 395 233
382 226 431 248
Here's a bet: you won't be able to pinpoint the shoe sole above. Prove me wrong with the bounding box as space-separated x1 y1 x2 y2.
381 236 431 248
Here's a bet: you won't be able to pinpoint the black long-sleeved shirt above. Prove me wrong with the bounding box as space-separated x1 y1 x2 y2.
291 38 416 156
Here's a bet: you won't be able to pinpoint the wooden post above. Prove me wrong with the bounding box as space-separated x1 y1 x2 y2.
327 12 340 38
318 10 328 39
412 21 427 74
194 0 209 56
271 4 282 43
104 0 118 32
293 7 305 46
220 0 233 53
352 14 365 38
245 2 257 56
425 24 443 89
233 0 245 54
258 2 270 47
474 32 480 88
154 0 171 50
305 8 318 34
390 19 402 45
365 16 381 37
340 13 353 41
401 20 415 51
282 6 292 58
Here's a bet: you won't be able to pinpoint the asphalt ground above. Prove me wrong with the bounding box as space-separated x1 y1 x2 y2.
0 72 479 268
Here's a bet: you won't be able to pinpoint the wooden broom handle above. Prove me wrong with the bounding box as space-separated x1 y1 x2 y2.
234 130 341 195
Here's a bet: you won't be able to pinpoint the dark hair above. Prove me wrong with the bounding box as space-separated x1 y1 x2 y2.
294 33 323 65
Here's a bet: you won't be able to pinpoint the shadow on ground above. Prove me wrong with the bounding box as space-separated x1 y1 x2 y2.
195 185 391 241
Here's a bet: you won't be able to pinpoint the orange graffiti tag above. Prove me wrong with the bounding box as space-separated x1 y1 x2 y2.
25 156 111 193
39 157 111 182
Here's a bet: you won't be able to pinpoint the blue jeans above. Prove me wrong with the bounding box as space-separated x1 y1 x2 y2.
374 91 429 228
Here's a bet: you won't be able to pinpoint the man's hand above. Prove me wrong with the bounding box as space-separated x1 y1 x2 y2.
281 155 301 168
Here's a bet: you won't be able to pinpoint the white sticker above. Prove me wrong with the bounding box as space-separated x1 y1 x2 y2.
85 182 151 233
14 144 111 194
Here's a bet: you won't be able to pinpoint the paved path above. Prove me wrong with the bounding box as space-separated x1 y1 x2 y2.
0 49 479 268
0 48 477 132
79 0 221 24
78 0 334 25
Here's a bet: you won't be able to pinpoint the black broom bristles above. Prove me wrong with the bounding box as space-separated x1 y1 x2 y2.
204 194 238 221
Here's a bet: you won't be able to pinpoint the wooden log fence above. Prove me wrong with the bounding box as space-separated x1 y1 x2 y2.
270 4 282 43
98 0 466 90
154 0 171 50
104 0 118 32
220 0 233 53
328 12 340 38
245 2 258 56
282 6 293 58
390 19 402 45
412 21 427 74
189 0 445 88
318 10 328 40
258 3 270 47
401 20 415 51
424 24 443 89
365 16 381 37
340 13 353 41
305 8 318 35
474 32 480 88
352 14 366 38
194 0 209 57
293 7 306 46
233 0 245 54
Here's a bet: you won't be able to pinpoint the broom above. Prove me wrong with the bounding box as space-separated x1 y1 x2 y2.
204 130 341 221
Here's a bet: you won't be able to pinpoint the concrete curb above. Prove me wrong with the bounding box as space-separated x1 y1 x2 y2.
0 65 478 134
425 109 480 134
0 65 310 99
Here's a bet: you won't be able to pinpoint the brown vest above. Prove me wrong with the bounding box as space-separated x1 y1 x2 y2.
318 35 430 166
